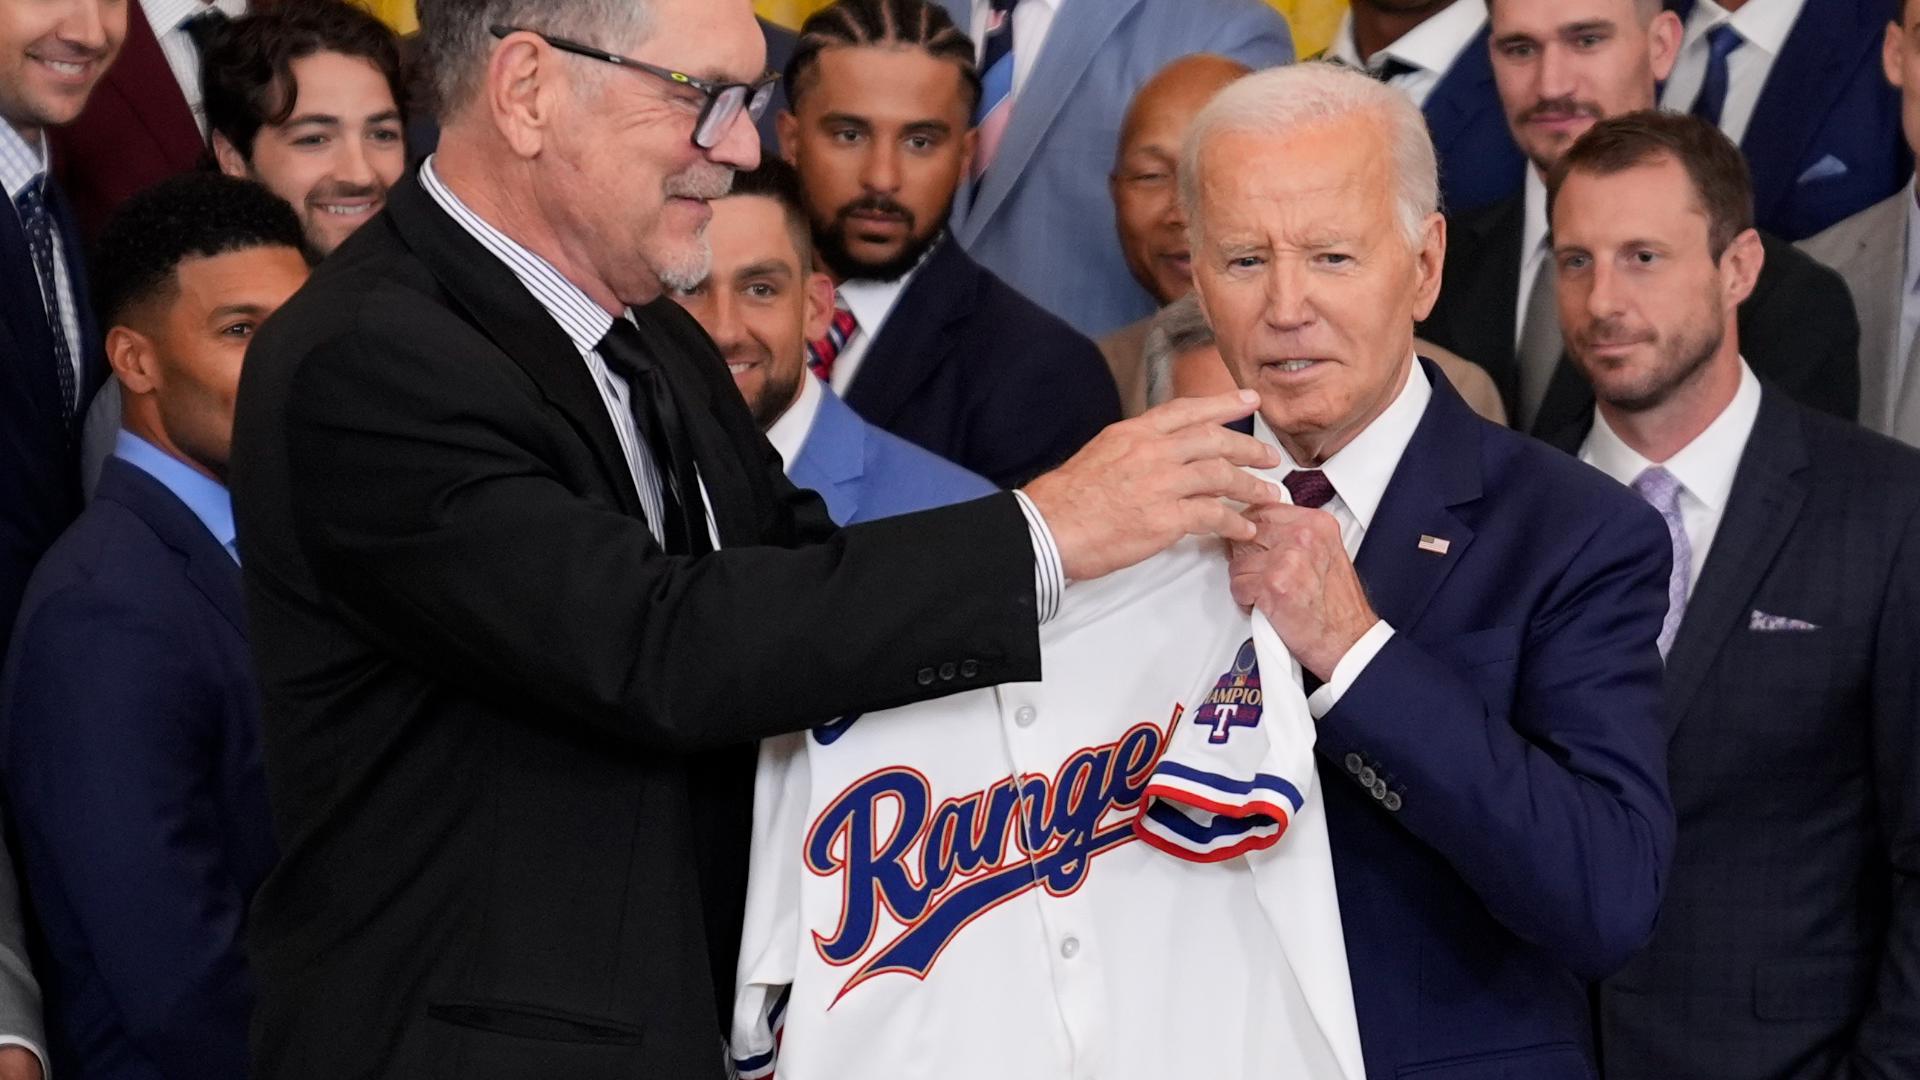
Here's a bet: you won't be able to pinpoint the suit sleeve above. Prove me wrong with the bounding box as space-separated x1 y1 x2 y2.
1313 503 1675 980
3 587 253 1080
279 318 1042 754
1204 0 1297 68
1743 243 1861 423
1844 500 1920 1078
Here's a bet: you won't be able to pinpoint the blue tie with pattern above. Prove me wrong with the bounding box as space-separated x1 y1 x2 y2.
15 176 76 420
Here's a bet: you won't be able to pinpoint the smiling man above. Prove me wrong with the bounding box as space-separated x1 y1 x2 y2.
204 0 405 257
778 0 1119 486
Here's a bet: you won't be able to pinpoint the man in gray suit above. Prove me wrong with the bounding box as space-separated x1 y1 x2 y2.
1799 0 1920 447
936 0 1292 340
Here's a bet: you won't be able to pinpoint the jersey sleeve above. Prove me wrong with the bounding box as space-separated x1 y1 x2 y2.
732 731 811 1078
1134 612 1319 862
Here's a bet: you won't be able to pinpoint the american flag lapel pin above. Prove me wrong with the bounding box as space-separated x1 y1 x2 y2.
1417 535 1451 556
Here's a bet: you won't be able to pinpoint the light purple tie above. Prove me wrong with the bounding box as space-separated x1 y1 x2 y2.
1631 466 1691 657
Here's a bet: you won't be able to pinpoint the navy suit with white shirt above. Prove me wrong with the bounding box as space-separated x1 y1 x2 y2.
0 432 272 1080
1238 357 1673 1078
770 373 995 526
936 0 1294 339
1546 369 1920 1080
1326 0 1526 216
1662 0 1908 241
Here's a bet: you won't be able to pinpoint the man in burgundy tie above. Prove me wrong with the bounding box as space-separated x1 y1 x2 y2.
1195 63 1675 1075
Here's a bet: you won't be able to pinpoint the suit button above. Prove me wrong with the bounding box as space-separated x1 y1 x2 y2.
1344 753 1363 775
1358 766 1376 787
1371 778 1388 799
1015 705 1037 728
961 659 979 678
1383 791 1403 812
917 667 935 686
939 662 957 681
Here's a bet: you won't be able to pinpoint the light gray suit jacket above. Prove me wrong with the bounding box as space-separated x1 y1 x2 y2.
1799 190 1920 446
938 0 1294 339
0 820 45 1072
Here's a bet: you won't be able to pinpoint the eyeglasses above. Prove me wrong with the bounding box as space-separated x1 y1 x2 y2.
489 25 779 150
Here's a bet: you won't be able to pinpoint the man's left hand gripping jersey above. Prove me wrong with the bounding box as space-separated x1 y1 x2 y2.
731 538 1364 1080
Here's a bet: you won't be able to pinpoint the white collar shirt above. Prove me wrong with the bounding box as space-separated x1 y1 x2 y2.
1658 0 1808 147
827 244 933 397
765 366 825 470
969 0 1058 101
1250 358 1431 717
140 0 248 135
0 122 82 396
1328 0 1488 110
1578 361 1762 596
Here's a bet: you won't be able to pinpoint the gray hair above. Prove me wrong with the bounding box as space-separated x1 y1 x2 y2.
1178 61 1440 251
1142 293 1216 407
417 0 653 118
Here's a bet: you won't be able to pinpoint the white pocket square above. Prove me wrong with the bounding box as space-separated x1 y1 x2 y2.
1750 610 1819 632
1797 155 1849 184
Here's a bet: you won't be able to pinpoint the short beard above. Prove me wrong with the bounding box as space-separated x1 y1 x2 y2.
1575 292 1725 414
751 362 806 430
812 193 953 283
652 163 735 291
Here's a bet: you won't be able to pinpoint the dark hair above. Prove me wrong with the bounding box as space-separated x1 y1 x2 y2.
202 0 406 158
93 173 308 328
1546 110 1754 259
785 0 981 116
727 158 814 270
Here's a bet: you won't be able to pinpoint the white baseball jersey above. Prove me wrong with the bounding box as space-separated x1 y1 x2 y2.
731 537 1364 1080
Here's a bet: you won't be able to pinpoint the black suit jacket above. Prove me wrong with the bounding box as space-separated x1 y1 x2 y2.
0 176 102 665
1420 192 1860 436
1544 393 1920 1080
848 237 1120 487
230 175 1044 1080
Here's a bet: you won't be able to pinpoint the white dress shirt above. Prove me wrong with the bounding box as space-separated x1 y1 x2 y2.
1328 0 1488 110
1517 167 1552 349
1578 361 1763 595
421 158 1065 618
140 0 248 136
969 0 1058 100
1250 358 1433 716
827 253 929 397
765 368 825 469
1659 0 1808 147
0 121 83 400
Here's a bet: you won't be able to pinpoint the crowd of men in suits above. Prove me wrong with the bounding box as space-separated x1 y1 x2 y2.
0 0 1912 1076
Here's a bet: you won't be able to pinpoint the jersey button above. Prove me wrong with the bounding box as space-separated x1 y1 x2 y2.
1015 705 1037 728
1060 936 1080 959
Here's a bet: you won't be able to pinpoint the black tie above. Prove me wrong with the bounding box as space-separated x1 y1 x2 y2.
596 317 713 556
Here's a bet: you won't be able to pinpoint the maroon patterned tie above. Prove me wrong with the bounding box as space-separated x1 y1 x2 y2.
1283 469 1336 510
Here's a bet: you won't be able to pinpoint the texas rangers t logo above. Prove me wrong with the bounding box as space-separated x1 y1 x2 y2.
1193 638 1263 744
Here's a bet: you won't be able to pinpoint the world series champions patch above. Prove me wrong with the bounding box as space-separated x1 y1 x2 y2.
1193 637 1263 744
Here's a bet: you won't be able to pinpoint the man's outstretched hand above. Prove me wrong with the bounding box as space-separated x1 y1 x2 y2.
1023 390 1284 582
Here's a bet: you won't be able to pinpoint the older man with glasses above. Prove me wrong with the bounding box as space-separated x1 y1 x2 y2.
227 0 1283 1077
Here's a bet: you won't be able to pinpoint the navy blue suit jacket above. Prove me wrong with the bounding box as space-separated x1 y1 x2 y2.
1250 360 1674 1077
1668 0 1908 241
1426 25 1527 215
0 457 273 1080
787 384 996 526
0 178 104 667
847 237 1120 488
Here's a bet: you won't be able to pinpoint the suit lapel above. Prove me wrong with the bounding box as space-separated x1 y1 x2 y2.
1891 329 1920 446
1837 195 1907 431
956 0 1144 243
1532 358 1596 438
797 390 869 521
1659 391 1808 730
98 458 248 635
385 176 643 518
1740 0 1865 229
1353 361 1482 634
1443 196 1526 404
1421 26 1497 164
0 183 67 429
102 0 205 170
843 239 972 427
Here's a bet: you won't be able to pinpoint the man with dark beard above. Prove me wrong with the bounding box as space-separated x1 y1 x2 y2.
778 0 1119 487
1550 111 1920 1079
1417 0 1859 438
674 158 993 523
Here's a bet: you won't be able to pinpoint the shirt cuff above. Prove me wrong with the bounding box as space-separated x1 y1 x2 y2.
0 1036 48 1080
1013 489 1064 625
1307 620 1394 719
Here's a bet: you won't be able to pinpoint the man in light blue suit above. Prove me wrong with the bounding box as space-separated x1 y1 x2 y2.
935 0 1294 340
672 160 994 524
